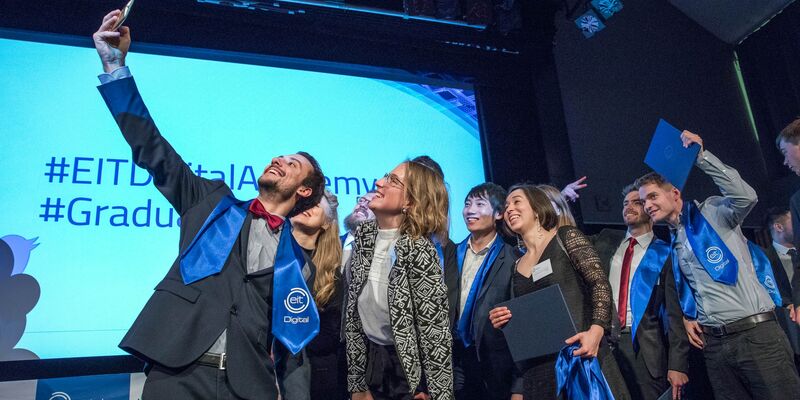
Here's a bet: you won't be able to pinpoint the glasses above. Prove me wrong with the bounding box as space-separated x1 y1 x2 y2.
356 196 372 205
382 173 405 189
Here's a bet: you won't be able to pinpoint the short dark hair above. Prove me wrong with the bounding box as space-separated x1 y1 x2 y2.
411 155 444 180
465 182 507 215
634 172 674 191
776 117 800 148
291 151 325 217
621 183 637 198
506 183 559 231
763 206 790 233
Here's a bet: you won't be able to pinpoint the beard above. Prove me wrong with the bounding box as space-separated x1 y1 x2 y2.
624 211 650 227
258 176 296 202
343 212 362 233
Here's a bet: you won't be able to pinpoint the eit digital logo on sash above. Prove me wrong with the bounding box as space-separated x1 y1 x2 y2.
706 246 730 271
283 287 310 324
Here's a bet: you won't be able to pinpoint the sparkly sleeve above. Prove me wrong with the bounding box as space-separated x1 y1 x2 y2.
559 226 612 331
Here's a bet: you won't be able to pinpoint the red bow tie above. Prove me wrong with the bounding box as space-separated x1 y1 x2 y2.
248 200 284 231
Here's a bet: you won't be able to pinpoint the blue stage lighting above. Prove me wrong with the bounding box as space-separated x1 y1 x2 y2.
575 9 606 38
591 0 623 19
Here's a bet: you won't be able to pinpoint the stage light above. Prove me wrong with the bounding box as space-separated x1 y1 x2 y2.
575 9 605 38
590 0 623 19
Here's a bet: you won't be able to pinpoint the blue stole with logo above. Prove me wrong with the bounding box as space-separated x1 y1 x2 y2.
671 239 783 318
179 195 319 355
271 220 321 354
555 344 615 400
629 238 670 347
680 202 738 285
747 242 783 307
455 236 503 347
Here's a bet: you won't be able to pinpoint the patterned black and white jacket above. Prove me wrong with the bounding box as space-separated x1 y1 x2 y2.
344 220 454 399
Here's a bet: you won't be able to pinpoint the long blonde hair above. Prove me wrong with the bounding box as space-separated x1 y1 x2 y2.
536 184 576 227
399 160 449 242
312 190 342 307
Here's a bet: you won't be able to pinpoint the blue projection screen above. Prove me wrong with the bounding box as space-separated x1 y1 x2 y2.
0 36 486 361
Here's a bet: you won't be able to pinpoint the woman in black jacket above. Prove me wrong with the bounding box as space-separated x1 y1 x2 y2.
292 189 348 400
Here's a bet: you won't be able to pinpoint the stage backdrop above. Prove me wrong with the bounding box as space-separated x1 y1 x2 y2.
0 35 485 361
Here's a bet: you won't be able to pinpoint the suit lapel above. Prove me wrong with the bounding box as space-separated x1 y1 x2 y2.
237 213 253 274
476 246 505 301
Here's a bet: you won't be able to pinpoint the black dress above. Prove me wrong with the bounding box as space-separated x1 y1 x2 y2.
306 268 348 400
512 226 630 400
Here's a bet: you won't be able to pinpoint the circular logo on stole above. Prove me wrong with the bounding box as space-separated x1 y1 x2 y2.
284 287 310 314
706 246 724 264
764 276 776 290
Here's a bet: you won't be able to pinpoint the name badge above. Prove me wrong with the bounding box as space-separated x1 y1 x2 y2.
532 259 554 282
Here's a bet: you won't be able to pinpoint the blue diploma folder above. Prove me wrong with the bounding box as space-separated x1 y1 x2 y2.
644 119 700 191
496 284 577 362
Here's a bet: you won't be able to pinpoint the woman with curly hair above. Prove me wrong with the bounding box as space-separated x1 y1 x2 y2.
345 159 454 400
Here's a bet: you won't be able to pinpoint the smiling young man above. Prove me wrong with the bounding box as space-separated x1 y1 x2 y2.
636 130 800 400
777 118 800 308
591 184 689 400
448 183 519 400
94 11 325 399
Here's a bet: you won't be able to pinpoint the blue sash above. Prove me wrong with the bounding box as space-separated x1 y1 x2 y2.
748 242 782 307
629 239 670 346
555 344 615 400
271 220 321 354
180 195 248 285
455 236 503 347
671 239 782 319
179 195 319 354
680 202 738 285
433 237 446 270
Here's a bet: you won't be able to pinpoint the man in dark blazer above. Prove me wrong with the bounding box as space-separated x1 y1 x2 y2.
762 207 800 362
762 207 795 308
445 183 519 400
775 119 800 311
94 12 325 399
592 184 689 400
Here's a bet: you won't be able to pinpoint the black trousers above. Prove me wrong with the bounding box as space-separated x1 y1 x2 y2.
142 362 249 400
453 341 512 400
365 341 414 400
611 332 668 400
703 319 800 400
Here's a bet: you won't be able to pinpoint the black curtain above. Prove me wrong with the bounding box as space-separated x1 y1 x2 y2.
736 1 800 209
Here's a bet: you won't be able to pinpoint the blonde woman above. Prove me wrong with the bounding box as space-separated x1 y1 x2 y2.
291 190 347 399
345 160 453 400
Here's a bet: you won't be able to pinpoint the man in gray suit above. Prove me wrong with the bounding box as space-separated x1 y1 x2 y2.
636 130 800 400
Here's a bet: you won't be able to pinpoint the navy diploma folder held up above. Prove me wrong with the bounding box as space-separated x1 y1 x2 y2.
644 118 700 191
496 284 577 363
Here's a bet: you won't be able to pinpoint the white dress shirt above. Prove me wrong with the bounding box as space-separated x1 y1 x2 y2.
609 231 654 327
358 228 399 345
773 241 796 283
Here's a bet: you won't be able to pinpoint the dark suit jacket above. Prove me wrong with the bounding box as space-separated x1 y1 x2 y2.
791 189 800 305
444 235 519 393
763 244 793 306
307 268 347 399
592 229 690 378
100 77 301 400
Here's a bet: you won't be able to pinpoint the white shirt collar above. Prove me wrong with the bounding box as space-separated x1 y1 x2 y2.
468 233 497 255
343 232 355 248
772 241 795 256
624 230 654 249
